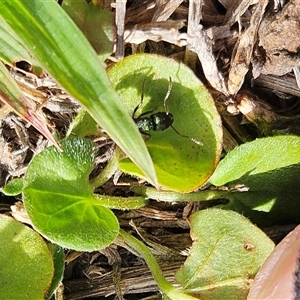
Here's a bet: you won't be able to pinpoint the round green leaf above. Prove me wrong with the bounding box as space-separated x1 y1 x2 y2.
108 54 222 192
209 136 300 225
210 135 300 187
23 137 119 251
175 209 274 300
0 215 54 299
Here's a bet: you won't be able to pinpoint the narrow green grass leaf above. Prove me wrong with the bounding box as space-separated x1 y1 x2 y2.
0 17 41 71
0 0 157 187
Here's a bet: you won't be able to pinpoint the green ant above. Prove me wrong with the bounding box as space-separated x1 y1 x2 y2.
133 77 203 146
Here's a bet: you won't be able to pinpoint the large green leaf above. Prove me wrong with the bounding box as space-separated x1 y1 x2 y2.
175 209 274 300
23 138 119 251
108 54 223 192
209 135 300 225
0 0 157 187
0 215 54 299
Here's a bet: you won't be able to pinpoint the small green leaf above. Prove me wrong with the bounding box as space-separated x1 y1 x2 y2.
66 108 101 137
1 178 23 196
209 136 300 225
0 215 54 299
108 54 223 192
175 209 274 300
23 138 119 251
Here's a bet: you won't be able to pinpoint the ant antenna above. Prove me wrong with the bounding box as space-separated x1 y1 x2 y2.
164 77 203 146
133 79 146 118
163 77 173 115
171 125 203 146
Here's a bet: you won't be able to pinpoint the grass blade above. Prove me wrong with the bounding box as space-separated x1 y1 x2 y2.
0 61 60 148
0 0 157 186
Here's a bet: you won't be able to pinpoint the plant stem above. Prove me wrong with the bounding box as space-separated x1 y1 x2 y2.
94 194 148 210
90 147 125 189
132 186 233 202
117 229 199 300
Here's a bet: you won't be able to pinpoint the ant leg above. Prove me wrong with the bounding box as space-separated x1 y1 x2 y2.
163 77 173 115
171 125 203 146
133 78 146 118
138 110 153 118
140 129 151 140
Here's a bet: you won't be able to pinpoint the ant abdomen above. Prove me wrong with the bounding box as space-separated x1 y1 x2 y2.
150 112 174 131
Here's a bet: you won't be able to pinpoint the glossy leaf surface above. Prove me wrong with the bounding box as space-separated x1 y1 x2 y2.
0 17 41 71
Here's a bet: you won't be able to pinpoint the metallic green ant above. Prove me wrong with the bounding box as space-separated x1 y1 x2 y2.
133 77 203 145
